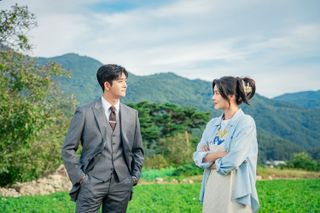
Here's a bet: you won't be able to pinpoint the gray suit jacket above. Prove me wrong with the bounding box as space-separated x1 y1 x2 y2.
61 98 144 201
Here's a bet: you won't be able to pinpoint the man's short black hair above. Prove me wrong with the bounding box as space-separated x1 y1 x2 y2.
96 64 128 91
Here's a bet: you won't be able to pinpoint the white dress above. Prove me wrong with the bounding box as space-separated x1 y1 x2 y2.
202 143 252 213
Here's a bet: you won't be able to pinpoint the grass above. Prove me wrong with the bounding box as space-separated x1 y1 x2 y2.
1 179 319 212
0 192 75 213
258 179 320 213
140 167 176 181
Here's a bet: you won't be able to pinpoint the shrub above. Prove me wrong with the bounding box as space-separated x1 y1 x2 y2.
157 132 194 166
144 154 169 169
286 152 320 171
172 163 203 177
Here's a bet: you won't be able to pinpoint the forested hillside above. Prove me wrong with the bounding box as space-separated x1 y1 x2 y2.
37 53 320 161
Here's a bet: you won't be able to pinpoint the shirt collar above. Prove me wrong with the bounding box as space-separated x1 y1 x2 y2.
214 108 244 127
226 108 244 127
101 96 120 113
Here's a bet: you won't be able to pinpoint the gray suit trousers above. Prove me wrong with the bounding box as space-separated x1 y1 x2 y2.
76 173 134 213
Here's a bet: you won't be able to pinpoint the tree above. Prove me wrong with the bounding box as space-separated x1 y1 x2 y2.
0 3 37 51
128 101 209 157
287 152 319 171
158 132 194 165
0 4 76 186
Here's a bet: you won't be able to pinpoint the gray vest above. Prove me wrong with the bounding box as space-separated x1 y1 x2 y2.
88 118 131 182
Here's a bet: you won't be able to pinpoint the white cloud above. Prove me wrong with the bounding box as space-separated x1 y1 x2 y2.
1 0 319 97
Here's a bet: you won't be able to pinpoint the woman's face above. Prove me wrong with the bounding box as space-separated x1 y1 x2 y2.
212 85 230 110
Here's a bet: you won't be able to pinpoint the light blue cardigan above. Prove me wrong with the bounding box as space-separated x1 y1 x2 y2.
193 109 259 212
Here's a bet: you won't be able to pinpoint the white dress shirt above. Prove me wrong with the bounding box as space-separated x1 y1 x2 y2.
101 96 120 121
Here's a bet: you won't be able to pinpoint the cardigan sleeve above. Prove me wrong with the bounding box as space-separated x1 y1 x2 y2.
193 121 215 169
215 116 256 175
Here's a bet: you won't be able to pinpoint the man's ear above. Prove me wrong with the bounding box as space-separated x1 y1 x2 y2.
104 81 111 91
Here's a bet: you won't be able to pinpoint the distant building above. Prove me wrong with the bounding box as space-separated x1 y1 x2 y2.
265 160 287 168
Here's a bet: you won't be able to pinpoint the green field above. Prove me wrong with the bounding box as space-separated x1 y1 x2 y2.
0 179 319 213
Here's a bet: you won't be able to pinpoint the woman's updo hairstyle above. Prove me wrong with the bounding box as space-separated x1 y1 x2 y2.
212 76 256 105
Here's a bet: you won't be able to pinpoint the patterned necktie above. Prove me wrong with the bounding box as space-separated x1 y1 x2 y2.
109 106 116 130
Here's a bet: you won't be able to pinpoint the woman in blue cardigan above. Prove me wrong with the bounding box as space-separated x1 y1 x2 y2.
194 76 259 213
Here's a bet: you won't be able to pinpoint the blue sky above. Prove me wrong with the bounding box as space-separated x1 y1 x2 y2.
2 0 320 98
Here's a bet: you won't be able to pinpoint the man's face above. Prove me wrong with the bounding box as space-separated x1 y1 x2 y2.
105 72 127 98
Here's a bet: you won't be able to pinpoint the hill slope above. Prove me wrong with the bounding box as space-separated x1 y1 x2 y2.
37 53 320 161
273 90 320 109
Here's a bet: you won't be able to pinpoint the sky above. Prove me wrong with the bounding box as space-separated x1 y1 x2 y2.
2 0 320 98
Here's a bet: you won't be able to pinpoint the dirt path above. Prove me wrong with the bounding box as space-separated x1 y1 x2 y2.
0 165 71 197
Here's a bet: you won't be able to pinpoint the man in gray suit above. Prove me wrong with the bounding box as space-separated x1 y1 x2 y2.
62 64 144 213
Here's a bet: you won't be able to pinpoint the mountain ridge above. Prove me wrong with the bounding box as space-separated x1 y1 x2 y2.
273 90 320 109
36 53 320 161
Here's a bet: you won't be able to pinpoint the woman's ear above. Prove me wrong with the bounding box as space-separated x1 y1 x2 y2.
229 94 236 103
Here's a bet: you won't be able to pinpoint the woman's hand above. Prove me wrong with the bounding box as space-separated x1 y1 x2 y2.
201 144 209 152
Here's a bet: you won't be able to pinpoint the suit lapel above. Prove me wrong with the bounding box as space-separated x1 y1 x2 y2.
92 99 107 142
120 103 130 151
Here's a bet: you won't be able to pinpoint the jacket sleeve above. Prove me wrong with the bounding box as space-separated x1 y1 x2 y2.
215 116 256 175
61 107 86 184
131 111 144 180
193 122 213 169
